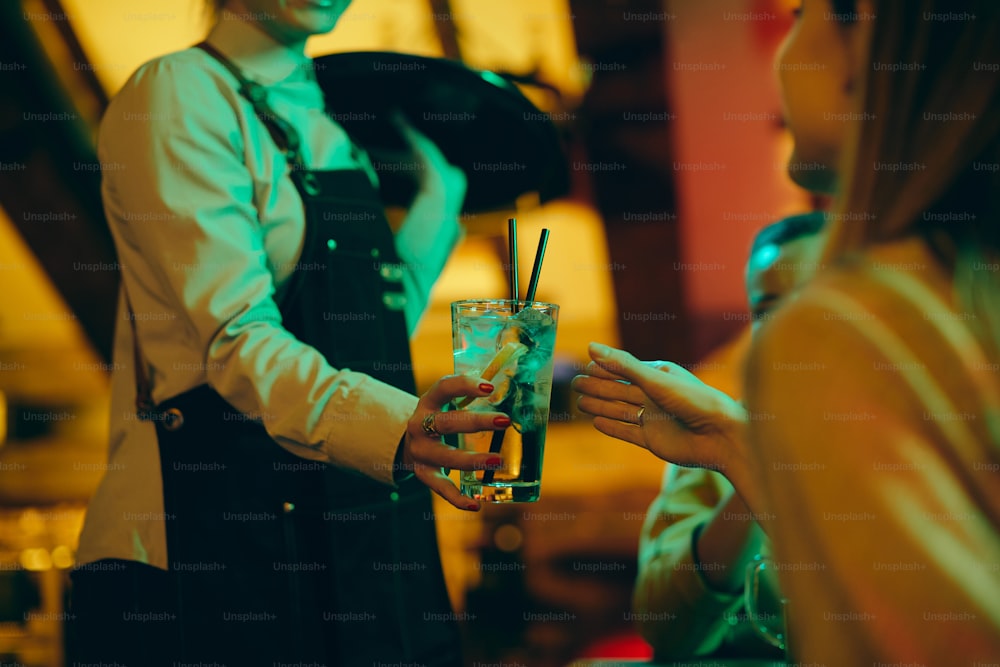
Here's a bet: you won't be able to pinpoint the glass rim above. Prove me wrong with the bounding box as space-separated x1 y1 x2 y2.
451 298 559 310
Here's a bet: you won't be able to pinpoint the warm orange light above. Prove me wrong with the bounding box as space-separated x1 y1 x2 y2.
0 390 6 446
19 547 53 572
51 545 76 570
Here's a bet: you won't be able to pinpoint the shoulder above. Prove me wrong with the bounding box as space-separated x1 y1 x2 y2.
115 48 225 98
745 238 973 432
745 263 909 422
747 268 878 376
751 238 951 371
103 48 242 130
99 48 248 157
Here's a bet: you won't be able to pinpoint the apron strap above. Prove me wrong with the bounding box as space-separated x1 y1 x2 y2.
195 41 310 175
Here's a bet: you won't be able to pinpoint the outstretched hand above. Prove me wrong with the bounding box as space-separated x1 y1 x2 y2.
571 342 749 479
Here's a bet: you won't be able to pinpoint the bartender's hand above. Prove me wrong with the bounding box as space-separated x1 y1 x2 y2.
391 112 467 217
403 374 509 511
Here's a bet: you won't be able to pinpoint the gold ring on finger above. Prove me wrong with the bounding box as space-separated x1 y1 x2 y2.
636 405 646 427
421 412 443 439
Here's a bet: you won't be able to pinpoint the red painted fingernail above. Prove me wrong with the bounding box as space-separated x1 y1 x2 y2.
466 503 480 511
479 383 494 393
493 416 511 427
486 456 503 467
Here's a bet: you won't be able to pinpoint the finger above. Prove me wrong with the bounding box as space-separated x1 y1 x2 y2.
409 438 504 472
386 110 424 154
581 358 675 381
581 360 625 381
646 360 674 373
577 395 644 424
432 409 511 436
589 343 693 394
391 111 443 156
592 416 647 449
416 466 480 511
647 359 698 380
422 375 494 410
388 109 413 133
585 357 676 381
588 342 659 383
571 374 645 404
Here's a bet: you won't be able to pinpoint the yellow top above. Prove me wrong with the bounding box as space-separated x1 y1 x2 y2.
745 236 1000 663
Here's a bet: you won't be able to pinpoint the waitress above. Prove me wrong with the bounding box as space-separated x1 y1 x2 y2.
70 0 510 665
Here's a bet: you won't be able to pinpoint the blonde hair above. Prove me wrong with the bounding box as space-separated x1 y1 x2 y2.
822 0 1000 358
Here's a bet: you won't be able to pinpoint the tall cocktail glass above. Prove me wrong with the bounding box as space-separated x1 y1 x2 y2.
451 299 559 503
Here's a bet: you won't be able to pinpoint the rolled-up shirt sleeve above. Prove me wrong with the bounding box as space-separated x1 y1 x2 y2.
633 465 743 657
100 57 413 485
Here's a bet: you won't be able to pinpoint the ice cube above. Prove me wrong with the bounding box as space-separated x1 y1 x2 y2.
512 309 555 348
511 384 550 432
515 308 553 328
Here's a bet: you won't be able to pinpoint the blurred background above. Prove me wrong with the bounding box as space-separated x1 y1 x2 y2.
0 0 810 664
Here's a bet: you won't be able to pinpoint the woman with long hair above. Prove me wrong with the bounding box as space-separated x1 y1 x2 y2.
576 0 1000 661
744 0 1000 660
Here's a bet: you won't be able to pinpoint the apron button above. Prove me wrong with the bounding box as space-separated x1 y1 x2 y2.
379 264 404 282
382 292 407 310
326 239 337 252
301 172 321 196
283 502 296 513
162 407 184 432
370 248 380 258
389 492 399 502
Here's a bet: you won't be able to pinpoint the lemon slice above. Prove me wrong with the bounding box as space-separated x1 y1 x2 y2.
455 341 527 409
498 324 523 347
482 341 527 381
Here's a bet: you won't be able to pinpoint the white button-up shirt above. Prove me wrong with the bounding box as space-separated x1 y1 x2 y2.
76 16 462 569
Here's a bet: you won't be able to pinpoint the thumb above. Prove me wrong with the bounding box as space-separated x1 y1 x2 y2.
390 111 433 148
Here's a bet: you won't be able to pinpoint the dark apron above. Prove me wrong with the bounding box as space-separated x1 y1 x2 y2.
141 43 461 666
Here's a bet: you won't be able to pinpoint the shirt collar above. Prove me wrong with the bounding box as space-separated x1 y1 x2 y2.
205 12 313 85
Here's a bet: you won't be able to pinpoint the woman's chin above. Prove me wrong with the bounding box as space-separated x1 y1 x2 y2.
286 0 350 31
264 2 343 36
786 151 837 195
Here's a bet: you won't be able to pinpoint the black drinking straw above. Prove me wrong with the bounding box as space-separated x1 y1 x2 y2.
507 218 519 304
484 218 521 484
524 228 550 304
